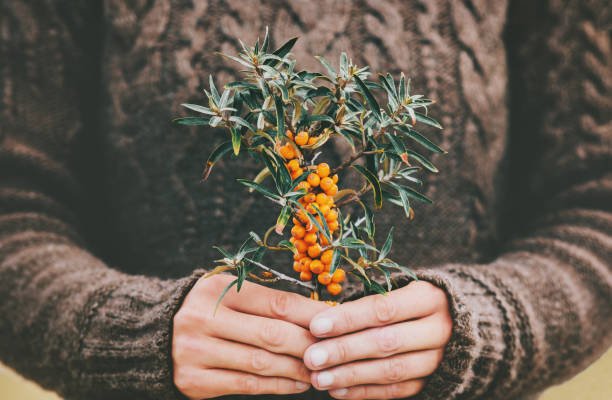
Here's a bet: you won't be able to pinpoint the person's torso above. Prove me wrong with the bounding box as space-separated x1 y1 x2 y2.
95 0 509 299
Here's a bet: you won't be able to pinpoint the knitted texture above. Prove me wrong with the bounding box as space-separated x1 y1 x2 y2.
1 1 611 399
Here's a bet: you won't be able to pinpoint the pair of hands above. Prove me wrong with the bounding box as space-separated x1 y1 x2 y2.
173 274 452 399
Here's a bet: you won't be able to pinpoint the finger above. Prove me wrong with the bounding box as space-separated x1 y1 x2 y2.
311 349 442 390
310 280 447 337
218 276 330 327
207 307 317 358
175 367 311 398
196 336 311 382
328 379 426 400
304 314 450 370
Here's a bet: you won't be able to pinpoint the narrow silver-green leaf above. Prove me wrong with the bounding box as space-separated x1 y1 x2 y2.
353 165 383 208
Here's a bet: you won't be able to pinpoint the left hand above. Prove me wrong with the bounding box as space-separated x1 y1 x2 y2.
303 280 452 399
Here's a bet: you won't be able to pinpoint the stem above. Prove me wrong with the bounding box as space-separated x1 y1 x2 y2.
331 150 383 175
245 258 315 290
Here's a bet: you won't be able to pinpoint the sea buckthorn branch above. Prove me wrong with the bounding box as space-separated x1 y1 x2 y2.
174 27 445 303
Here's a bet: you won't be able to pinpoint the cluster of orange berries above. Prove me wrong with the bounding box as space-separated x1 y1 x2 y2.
283 130 346 296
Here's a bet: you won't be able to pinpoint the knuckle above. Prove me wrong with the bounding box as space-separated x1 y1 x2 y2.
339 308 355 331
173 367 195 395
376 327 401 354
334 339 349 363
345 366 360 387
238 375 260 394
250 349 270 372
439 314 453 343
383 357 407 383
374 295 396 323
260 320 285 348
269 291 291 318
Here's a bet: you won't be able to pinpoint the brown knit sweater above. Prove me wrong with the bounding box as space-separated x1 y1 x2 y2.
1 1 611 399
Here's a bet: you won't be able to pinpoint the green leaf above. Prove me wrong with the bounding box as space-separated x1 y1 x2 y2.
311 204 332 244
384 132 409 164
261 26 270 52
293 201 332 245
406 150 439 173
339 237 378 252
307 114 335 124
357 200 375 239
172 117 211 126
249 231 263 245
391 182 433 204
214 279 238 315
315 56 337 79
379 260 418 281
275 205 292 234
378 226 394 261
181 103 216 115
399 72 407 101
274 95 285 140
354 76 381 120
396 125 446 154
230 127 241 155
209 75 220 103
414 112 443 129
237 179 280 199
213 245 234 259
267 37 298 64
352 165 383 208
278 239 297 254
201 141 233 182
230 116 257 133
329 248 341 274
225 81 259 90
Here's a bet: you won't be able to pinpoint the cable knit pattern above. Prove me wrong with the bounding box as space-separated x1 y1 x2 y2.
1 0 611 399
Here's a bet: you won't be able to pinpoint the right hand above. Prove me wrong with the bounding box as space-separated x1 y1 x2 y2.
172 274 329 399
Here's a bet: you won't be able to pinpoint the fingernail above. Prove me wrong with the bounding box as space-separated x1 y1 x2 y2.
309 347 328 367
312 317 333 335
317 371 334 387
295 381 310 390
330 388 348 396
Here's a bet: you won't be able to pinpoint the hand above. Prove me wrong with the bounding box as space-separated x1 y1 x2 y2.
172 274 329 399
303 280 452 399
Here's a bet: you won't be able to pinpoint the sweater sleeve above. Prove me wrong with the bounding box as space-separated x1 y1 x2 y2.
0 2 203 399
401 2 612 399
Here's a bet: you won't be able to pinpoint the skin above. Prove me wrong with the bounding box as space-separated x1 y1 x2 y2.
304 280 452 399
172 274 328 399
173 275 451 399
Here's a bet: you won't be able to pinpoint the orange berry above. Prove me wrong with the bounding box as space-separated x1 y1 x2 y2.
287 159 300 171
327 283 342 295
310 260 324 274
305 221 318 233
299 257 312 272
291 224 305 239
289 236 296 244
307 244 322 258
326 184 338 196
295 131 309 146
328 220 339 232
317 163 331 178
294 252 306 261
291 168 304 180
321 249 334 265
296 181 310 192
326 209 338 222
331 268 346 283
316 193 329 205
292 217 302 225
319 204 331 216
307 173 320 187
304 232 318 245
324 263 331 272
304 193 316 203
318 271 332 285
300 270 313 281
308 136 319 146
293 261 301 272
294 239 308 254
285 130 294 141
320 235 330 246
306 203 318 214
320 177 334 192
332 174 339 183
280 144 295 159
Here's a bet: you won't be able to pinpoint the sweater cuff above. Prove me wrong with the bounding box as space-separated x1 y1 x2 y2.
72 268 206 400
392 265 508 400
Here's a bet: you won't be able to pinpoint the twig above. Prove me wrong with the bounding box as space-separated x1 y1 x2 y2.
245 258 316 290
